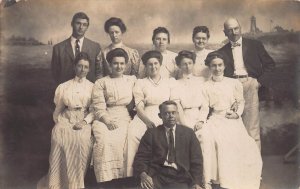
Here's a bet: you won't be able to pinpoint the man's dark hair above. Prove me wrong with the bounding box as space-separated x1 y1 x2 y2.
159 100 178 112
71 12 89 26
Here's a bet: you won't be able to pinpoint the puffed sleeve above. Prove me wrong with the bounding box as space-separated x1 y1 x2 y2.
92 79 108 120
130 49 141 77
133 79 145 106
234 80 245 116
53 84 65 123
198 83 210 122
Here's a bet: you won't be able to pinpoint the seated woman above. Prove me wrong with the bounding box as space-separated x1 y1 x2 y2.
92 48 136 184
103 17 141 76
171 50 206 129
127 50 177 176
37 52 94 189
198 52 262 189
138 27 178 79
192 26 212 79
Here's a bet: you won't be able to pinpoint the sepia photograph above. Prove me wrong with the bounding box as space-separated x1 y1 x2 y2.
0 0 299 189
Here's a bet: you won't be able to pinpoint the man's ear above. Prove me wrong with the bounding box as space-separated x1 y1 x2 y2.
158 113 162 119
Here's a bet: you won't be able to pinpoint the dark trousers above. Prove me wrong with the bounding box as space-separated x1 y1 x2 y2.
151 166 190 189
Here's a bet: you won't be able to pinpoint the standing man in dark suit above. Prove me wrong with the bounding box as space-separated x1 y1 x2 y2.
217 17 275 150
133 100 204 189
51 12 104 84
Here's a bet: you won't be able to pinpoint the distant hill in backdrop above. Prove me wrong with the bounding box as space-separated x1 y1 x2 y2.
1 35 44 46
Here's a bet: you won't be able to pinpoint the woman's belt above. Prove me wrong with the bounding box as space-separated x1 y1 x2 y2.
66 106 88 111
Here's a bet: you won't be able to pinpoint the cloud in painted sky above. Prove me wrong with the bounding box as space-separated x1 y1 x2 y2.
1 0 299 45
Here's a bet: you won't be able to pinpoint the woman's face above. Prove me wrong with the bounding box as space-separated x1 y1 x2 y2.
153 32 169 52
209 57 225 77
179 57 194 75
193 32 208 50
74 59 90 79
145 57 161 77
108 25 123 44
110 56 126 77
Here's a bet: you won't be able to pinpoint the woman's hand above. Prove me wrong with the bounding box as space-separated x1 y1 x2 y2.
225 110 239 119
194 121 204 132
145 120 156 129
102 116 118 130
106 121 118 130
73 120 87 130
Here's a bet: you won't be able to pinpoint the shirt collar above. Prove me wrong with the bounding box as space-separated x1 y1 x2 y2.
164 124 176 132
70 36 84 46
148 76 162 85
74 76 86 83
230 37 242 47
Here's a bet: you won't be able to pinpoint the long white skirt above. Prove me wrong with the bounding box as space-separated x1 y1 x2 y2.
92 106 131 182
196 114 262 189
37 112 93 189
126 105 163 177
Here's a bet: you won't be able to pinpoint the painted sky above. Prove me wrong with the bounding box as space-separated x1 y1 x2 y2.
1 0 300 45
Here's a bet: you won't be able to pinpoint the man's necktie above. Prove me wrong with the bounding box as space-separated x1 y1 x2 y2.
167 128 175 164
75 39 80 58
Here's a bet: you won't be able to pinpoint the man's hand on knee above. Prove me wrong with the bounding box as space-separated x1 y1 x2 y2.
140 172 154 189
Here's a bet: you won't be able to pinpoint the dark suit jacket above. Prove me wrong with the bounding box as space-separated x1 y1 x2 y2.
51 37 103 84
217 37 275 86
133 124 203 187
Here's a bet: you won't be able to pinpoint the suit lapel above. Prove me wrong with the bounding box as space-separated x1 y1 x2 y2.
242 38 249 63
158 126 168 150
175 125 184 158
81 38 89 54
65 37 74 61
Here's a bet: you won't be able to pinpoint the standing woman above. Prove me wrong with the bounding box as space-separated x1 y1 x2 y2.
103 17 141 77
127 50 177 176
37 52 94 189
92 48 136 184
192 26 212 79
198 52 262 189
138 27 178 79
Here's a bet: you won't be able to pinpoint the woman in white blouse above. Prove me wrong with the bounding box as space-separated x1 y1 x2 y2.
127 50 176 176
102 17 141 77
37 52 94 189
171 50 206 129
198 52 262 189
192 26 212 79
91 48 136 185
138 27 178 79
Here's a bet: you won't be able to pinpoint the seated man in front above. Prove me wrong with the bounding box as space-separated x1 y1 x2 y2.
133 100 204 189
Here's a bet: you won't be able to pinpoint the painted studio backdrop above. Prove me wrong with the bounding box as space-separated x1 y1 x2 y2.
0 0 299 189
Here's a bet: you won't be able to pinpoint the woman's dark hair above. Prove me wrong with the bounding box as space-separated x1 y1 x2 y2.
104 17 127 33
71 12 89 26
106 48 129 64
141 50 163 65
192 26 210 39
175 50 196 66
204 51 225 66
152 27 170 44
74 52 91 65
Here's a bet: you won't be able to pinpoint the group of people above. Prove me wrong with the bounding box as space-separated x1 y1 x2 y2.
38 11 275 189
